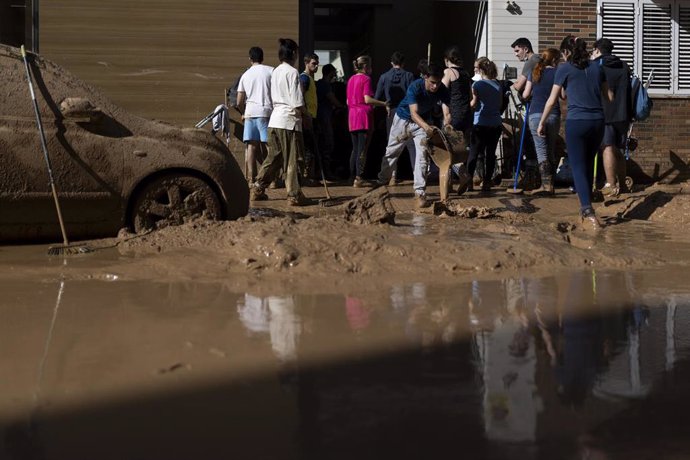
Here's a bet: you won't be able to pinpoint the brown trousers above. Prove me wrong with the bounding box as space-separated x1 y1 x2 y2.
256 127 304 198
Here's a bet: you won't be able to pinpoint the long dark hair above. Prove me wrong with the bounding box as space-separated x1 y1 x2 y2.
443 45 463 67
560 35 589 69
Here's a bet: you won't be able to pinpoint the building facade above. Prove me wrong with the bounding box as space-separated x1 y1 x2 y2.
2 0 686 182
538 0 689 183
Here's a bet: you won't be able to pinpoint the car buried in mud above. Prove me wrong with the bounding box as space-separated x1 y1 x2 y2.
0 44 248 242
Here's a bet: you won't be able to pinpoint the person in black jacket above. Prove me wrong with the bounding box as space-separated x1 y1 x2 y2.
591 38 632 197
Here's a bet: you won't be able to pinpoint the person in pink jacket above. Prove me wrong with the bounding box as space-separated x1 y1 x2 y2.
346 55 387 187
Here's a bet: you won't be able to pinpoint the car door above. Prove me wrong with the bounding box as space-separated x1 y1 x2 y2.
0 53 124 241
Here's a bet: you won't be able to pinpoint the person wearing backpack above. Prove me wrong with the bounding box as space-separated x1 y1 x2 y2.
591 38 632 197
375 51 416 184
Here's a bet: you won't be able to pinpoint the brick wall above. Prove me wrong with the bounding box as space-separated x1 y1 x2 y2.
537 0 690 183
538 0 598 50
632 99 690 183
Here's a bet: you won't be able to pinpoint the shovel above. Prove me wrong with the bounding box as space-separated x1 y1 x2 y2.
507 101 530 195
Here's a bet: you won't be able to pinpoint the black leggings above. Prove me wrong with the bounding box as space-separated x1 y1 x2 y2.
350 130 368 178
565 119 604 213
468 125 502 180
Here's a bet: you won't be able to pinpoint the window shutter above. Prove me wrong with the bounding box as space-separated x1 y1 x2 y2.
641 1 673 92
678 3 690 91
600 2 637 74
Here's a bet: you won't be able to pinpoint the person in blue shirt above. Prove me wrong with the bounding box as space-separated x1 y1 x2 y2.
523 48 562 195
538 36 610 231
377 61 451 209
468 57 503 192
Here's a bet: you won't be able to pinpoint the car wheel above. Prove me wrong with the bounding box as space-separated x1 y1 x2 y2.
131 173 222 233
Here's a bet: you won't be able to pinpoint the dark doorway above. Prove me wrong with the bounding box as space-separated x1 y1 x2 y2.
0 0 37 51
311 5 387 181
305 1 480 182
432 1 480 70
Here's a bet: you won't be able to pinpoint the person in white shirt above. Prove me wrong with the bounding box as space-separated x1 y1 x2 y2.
237 47 273 182
251 38 313 206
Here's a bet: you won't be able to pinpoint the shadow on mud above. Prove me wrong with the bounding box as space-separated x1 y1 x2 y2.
624 191 674 220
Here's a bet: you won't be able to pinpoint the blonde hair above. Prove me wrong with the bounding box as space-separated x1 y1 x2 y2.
475 57 497 79
353 55 371 73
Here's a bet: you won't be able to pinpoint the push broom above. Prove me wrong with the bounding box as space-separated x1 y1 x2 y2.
20 45 91 255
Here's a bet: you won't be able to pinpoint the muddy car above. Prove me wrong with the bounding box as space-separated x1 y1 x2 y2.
0 44 248 242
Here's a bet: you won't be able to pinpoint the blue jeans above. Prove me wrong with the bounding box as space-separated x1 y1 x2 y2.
528 113 559 165
565 119 604 213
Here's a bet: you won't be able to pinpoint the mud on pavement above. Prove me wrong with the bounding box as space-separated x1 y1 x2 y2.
2 183 686 292
100 184 690 287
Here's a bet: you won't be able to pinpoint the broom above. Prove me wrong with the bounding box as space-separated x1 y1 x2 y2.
311 129 340 207
21 45 91 255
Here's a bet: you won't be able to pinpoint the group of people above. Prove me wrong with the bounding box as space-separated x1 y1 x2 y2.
512 36 632 230
235 35 633 228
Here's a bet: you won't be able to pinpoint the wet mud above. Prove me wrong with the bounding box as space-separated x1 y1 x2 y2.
1 185 689 459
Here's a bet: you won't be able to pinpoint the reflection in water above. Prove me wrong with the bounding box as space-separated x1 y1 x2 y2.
1 270 690 458
237 294 302 361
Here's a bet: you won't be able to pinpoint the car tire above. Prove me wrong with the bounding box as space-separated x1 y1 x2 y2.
131 173 222 233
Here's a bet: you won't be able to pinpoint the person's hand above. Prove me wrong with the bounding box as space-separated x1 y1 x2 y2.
537 122 546 137
424 125 435 138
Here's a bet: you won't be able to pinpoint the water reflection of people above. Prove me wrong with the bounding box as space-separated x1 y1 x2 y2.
345 295 371 332
237 294 301 361
537 272 611 408
470 279 540 442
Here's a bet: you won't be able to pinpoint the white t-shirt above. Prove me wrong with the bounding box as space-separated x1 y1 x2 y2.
268 62 304 131
237 64 274 118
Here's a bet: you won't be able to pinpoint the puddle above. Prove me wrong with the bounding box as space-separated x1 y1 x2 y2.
1 268 689 459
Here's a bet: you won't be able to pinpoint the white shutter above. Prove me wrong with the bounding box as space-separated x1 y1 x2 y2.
678 2 690 92
600 2 637 74
641 0 673 93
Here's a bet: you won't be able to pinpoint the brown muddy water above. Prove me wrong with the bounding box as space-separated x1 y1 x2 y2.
1 221 690 459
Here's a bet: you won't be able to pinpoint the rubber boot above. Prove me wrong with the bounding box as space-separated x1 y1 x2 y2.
529 162 554 196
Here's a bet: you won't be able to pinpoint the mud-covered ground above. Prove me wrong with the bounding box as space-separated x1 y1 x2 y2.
9 181 678 291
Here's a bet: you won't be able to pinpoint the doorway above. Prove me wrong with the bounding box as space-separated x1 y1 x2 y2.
0 0 37 51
